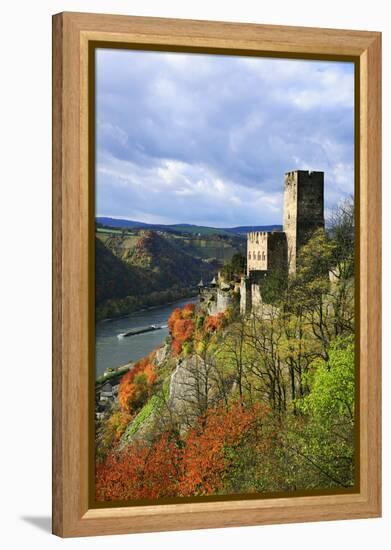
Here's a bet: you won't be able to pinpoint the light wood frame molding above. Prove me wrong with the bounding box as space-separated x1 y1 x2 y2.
52 12 381 538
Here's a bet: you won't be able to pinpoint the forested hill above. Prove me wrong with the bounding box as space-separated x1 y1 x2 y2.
95 231 218 320
128 230 213 287
95 238 146 305
96 216 281 237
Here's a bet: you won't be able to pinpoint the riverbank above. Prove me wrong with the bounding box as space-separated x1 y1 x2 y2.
95 296 198 376
96 287 198 323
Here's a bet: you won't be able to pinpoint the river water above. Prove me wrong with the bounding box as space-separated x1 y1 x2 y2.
95 297 198 377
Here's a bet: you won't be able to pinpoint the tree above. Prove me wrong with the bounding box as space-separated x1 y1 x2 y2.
220 253 246 281
329 197 355 280
216 317 248 403
289 229 336 360
288 335 355 489
328 198 355 337
179 402 270 496
244 306 288 414
118 354 157 413
96 433 182 501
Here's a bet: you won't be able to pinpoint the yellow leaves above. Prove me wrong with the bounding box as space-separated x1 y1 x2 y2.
195 340 206 355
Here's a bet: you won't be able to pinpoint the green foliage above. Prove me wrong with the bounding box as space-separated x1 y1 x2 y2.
96 287 197 321
286 335 356 488
328 197 355 280
96 200 357 496
294 228 335 303
221 252 247 280
297 336 355 421
122 394 164 440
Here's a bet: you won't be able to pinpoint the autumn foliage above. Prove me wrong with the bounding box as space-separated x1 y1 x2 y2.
179 403 269 496
97 201 357 498
168 304 196 355
182 302 196 318
96 403 271 501
204 312 225 333
118 351 157 413
96 433 181 501
167 304 228 356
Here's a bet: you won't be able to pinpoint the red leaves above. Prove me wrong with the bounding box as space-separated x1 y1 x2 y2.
167 307 182 333
96 402 271 501
171 339 183 356
167 304 226 357
144 363 157 386
168 304 196 356
182 303 196 318
172 318 195 344
118 352 157 413
96 433 182 501
179 403 265 496
204 312 225 333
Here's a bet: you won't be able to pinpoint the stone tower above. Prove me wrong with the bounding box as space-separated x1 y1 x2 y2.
283 170 324 275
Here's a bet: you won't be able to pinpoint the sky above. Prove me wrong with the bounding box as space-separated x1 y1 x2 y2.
96 49 355 227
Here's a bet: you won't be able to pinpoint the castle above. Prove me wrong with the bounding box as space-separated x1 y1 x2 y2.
199 170 325 316
241 169 324 313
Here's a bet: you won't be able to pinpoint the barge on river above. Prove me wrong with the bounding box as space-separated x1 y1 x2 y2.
118 324 162 339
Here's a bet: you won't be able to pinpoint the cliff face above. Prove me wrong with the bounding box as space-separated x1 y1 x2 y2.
120 347 234 446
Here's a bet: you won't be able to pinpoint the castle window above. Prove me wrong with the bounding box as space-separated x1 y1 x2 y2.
257 251 261 260
253 252 256 260
262 252 265 261
248 252 251 260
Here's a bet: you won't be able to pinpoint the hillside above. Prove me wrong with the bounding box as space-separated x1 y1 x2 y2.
127 230 216 287
95 231 219 320
98 229 243 267
96 217 281 237
95 238 148 305
96 208 356 499
225 224 282 234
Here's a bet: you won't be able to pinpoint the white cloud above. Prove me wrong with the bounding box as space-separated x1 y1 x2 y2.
96 49 355 226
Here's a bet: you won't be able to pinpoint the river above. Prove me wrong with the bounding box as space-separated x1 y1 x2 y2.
95 297 198 377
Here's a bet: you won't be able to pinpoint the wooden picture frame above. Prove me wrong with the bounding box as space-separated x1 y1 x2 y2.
52 11 381 537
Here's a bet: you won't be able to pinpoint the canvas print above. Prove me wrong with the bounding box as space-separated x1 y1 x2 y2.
94 49 356 503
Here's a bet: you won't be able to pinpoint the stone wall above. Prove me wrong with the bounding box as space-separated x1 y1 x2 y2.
251 282 263 310
283 170 324 275
215 289 233 313
240 277 252 316
247 231 268 275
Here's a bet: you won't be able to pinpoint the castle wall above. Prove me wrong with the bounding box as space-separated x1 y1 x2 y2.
240 277 252 316
247 231 268 275
200 287 233 315
297 171 324 248
247 231 287 277
266 232 287 273
216 289 233 313
283 171 298 275
242 169 324 315
251 283 263 310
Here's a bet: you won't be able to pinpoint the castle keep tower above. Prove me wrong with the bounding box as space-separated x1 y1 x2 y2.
241 170 325 315
283 170 324 275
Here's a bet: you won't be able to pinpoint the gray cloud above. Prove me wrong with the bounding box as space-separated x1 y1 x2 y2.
96 49 354 226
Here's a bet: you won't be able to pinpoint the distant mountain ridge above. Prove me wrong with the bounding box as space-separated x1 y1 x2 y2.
96 217 282 236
